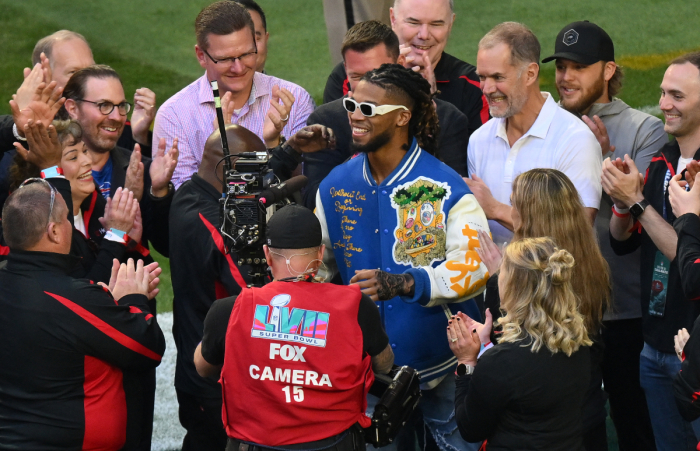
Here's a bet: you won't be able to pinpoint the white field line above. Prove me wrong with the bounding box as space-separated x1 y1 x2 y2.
152 312 187 451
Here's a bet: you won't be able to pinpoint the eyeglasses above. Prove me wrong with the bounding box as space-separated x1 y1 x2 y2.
76 99 132 116
18 178 57 227
202 47 258 67
343 98 409 117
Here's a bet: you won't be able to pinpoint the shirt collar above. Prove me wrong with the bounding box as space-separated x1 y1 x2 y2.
495 92 557 142
5 249 81 274
362 138 422 187
197 71 267 107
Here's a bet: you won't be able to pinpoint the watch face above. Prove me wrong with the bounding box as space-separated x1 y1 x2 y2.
456 364 467 376
630 200 648 218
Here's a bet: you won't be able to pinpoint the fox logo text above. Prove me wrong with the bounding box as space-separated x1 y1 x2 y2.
252 294 330 347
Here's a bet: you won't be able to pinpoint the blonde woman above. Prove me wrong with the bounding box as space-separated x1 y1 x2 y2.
449 237 591 450
478 168 611 450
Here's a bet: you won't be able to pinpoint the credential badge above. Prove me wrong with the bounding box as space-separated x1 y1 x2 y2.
563 29 579 46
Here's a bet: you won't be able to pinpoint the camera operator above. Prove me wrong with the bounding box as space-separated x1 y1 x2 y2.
194 204 393 451
170 124 337 450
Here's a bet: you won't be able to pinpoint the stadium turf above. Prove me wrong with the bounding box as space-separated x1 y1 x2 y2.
2 2 699 447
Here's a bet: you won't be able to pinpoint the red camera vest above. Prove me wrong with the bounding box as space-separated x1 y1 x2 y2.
220 281 374 446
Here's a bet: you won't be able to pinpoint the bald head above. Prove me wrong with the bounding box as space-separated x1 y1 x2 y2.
199 124 266 191
33 30 95 88
2 182 68 251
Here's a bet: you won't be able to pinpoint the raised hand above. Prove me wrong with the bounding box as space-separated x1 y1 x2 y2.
149 138 178 197
669 172 700 218
286 124 336 154
128 202 144 243
14 120 62 169
124 145 145 201
458 310 493 346
400 44 437 94
10 81 65 138
130 87 156 145
675 328 691 362
686 160 700 189
144 261 162 300
99 187 138 233
14 63 46 110
464 174 499 219
263 85 295 148
582 115 615 157
475 230 502 276
447 311 481 366
110 258 151 301
601 155 644 208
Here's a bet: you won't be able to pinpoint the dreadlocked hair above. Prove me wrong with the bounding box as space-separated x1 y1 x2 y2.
361 63 440 156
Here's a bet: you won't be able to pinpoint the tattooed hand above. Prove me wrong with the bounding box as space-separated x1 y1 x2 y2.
349 269 415 301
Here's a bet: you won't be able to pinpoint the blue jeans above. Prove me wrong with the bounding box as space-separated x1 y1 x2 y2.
640 342 700 451
366 375 480 451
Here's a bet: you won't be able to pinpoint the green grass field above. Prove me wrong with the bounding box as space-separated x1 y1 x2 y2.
3 1 699 448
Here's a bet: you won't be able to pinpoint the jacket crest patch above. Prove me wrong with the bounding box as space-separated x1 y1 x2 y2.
390 177 451 267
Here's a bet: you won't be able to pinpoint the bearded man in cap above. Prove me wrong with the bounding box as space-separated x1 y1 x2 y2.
195 204 394 451
543 20 665 451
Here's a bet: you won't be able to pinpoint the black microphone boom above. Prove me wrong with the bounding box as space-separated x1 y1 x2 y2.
258 175 308 207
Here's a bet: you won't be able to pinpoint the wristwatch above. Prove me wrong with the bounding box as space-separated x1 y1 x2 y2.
456 363 475 376
283 142 303 164
629 199 650 219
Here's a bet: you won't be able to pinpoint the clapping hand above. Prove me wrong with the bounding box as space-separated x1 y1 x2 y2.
130 87 157 145
14 120 62 169
675 328 690 362
286 125 336 154
400 44 437 94
150 138 178 197
685 160 700 189
582 115 615 157
10 80 65 139
125 145 145 201
475 230 502 276
99 187 138 233
601 155 645 209
669 172 700 217
263 85 295 148
106 258 161 301
447 311 481 366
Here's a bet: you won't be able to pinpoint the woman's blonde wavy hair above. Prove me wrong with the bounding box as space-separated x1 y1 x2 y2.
498 237 592 356
512 168 611 333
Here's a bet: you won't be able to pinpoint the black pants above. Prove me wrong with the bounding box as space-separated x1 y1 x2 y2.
225 424 364 451
601 318 657 451
176 389 227 451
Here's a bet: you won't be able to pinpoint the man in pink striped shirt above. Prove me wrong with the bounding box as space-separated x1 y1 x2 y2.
154 1 314 189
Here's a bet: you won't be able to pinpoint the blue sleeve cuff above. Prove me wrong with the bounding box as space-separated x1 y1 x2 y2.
400 267 431 306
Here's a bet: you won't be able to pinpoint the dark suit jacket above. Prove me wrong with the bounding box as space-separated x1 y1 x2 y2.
302 97 470 209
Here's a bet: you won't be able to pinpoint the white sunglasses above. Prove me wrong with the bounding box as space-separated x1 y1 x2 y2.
343 98 409 117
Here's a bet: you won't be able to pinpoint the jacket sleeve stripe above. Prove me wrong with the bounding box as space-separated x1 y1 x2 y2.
45 291 162 361
198 213 247 289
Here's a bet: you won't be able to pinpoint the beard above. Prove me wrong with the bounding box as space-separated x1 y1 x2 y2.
350 128 392 154
77 116 123 154
559 73 606 115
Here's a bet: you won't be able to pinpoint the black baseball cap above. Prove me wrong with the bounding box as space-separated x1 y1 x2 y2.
542 21 614 65
266 205 322 249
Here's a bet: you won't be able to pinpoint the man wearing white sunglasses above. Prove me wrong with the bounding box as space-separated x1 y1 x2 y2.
315 63 490 451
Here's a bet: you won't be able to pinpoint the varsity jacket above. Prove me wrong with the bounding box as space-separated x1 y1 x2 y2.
0 250 164 450
316 139 490 381
610 140 700 353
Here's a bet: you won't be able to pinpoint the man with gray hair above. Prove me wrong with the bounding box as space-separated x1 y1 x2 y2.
466 22 603 245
